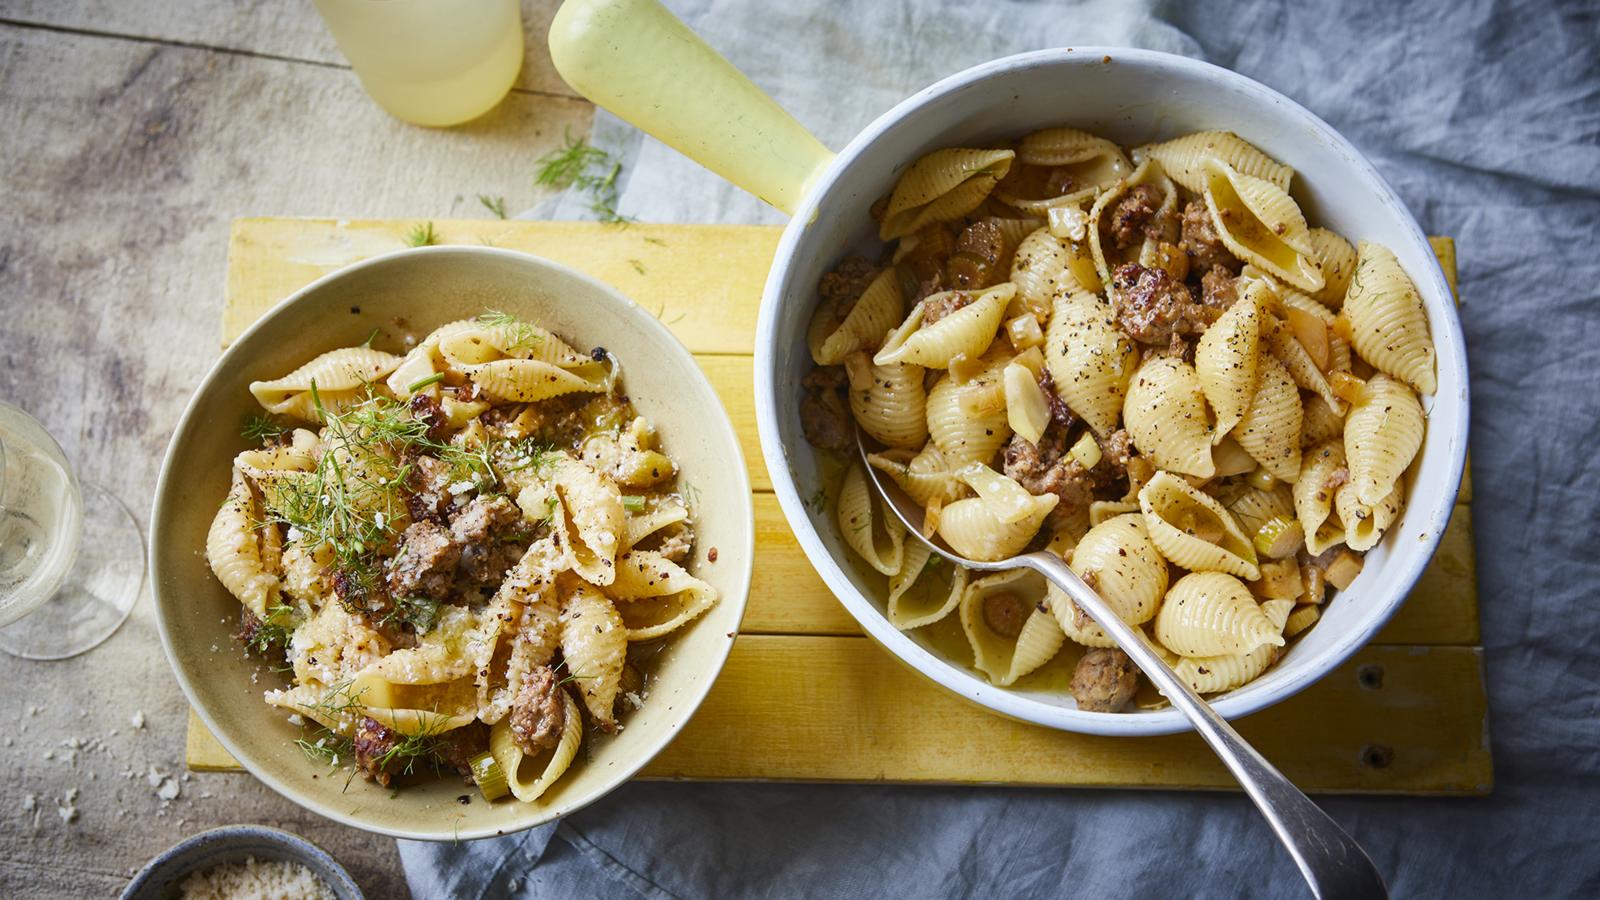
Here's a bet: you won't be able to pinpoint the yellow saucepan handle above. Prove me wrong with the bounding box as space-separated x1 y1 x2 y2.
548 0 835 216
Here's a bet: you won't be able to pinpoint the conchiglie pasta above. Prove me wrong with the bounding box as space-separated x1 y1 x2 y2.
1124 354 1214 478
1268 319 1346 415
886 543 969 630
1088 159 1179 284
1201 158 1323 292
249 347 402 421
874 283 1010 368
558 578 627 730
1294 439 1348 555
849 361 928 449
540 453 626 586
1231 353 1303 481
926 354 1013 467
385 319 478 397
1138 472 1260 580
206 468 280 618
1307 228 1357 307
1057 512 1168 626
1343 241 1437 394
1044 294 1139 436
1195 283 1264 439
1135 130 1293 195
810 268 904 365
1300 394 1345 448
605 550 718 641
1008 228 1069 320
1336 479 1405 552
837 460 906 576
1155 571 1284 658
936 466 1057 562
960 570 1065 686
1171 598 1294 693
868 444 966 507
489 693 582 803
880 148 1015 240
1344 374 1425 507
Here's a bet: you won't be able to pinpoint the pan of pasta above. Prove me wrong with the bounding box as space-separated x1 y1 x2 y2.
151 247 752 838
551 1 1468 735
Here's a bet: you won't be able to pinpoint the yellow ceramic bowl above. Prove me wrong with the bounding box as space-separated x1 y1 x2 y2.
151 247 752 840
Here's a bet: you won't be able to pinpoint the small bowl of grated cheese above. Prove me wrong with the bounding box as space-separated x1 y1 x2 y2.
121 825 362 900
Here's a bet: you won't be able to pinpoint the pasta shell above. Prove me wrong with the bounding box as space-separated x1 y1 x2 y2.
886 544 970 630
1306 228 1357 307
1201 158 1323 292
1124 355 1215 478
1139 472 1260 580
1336 479 1405 552
926 354 1013 467
489 692 583 803
1088 159 1179 285
1222 483 1296 538
1155 571 1284 658
538 453 626 586
880 148 1015 240
1088 499 1140 527
937 466 1058 562
1231 354 1303 481
559 578 627 730
1344 241 1437 394
867 444 966 507
810 268 904 365
849 361 928 449
1294 439 1347 555
1018 128 1126 167
606 549 719 641
874 283 1011 368
1136 130 1293 195
1043 294 1139 436
960 569 1064 686
1009 228 1070 321
1344 374 1425 507
837 460 906 576
249 347 402 421
1170 598 1294 693
1268 319 1345 415
1044 513 1168 649
1195 283 1264 439
206 468 280 618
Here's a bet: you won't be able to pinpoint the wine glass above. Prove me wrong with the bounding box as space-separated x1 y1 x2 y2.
0 401 143 659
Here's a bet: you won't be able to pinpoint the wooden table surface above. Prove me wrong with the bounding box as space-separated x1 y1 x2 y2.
0 3 588 896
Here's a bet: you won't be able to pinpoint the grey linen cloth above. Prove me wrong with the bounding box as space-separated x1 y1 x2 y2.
402 1 1600 896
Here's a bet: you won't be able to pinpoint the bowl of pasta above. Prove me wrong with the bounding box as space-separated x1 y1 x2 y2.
150 246 752 838
550 2 1467 735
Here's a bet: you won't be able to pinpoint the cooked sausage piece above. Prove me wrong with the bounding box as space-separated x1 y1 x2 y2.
982 592 1032 639
1003 432 1098 516
1179 200 1240 275
405 454 456 524
818 255 879 311
946 219 1006 290
921 291 976 325
1107 184 1180 250
509 665 567 753
799 387 854 452
1199 266 1241 312
353 716 404 787
429 721 490 778
450 495 523 587
1070 648 1141 712
1110 263 1214 352
385 521 461 600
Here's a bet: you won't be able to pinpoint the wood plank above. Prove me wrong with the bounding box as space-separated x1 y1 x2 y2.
224 218 779 354
189 638 1492 795
1 0 580 100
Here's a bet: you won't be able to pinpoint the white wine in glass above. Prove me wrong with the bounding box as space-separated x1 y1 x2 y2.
0 401 143 659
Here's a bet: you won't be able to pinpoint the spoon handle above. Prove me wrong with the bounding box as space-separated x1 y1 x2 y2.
1024 551 1388 900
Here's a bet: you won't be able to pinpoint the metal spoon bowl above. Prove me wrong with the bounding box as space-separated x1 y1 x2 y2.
857 433 1387 899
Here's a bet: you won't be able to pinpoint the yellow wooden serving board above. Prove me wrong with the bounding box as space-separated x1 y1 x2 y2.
188 218 1489 795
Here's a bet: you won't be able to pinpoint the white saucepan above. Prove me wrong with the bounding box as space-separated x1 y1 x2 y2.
549 0 1469 737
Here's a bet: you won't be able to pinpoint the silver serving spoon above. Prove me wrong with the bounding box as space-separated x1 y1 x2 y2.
857 435 1388 899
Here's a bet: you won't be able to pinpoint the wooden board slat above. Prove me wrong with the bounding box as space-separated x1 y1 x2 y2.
224 218 779 354
195 216 1489 793
188 638 1492 795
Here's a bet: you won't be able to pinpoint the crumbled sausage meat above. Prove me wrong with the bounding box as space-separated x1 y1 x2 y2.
386 521 461 600
451 495 524 587
1107 184 1179 250
1070 648 1141 712
509 665 567 753
818 255 879 311
430 721 490 778
1110 263 1215 352
982 592 1031 639
946 219 1007 290
408 393 449 442
799 387 854 452
900 224 957 302
1098 428 1135 474
802 366 847 391
1004 432 1099 516
1179 200 1240 275
921 291 976 326
353 716 404 787
405 454 456 524
1199 266 1241 312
